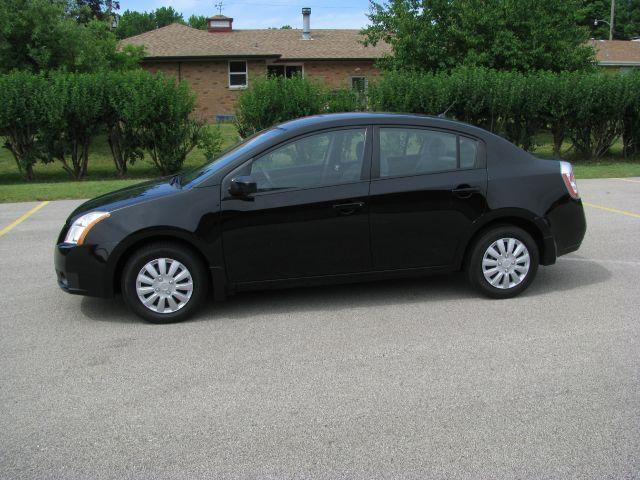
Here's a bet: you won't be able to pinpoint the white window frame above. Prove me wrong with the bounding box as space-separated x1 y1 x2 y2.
350 76 368 92
266 62 305 78
228 60 248 89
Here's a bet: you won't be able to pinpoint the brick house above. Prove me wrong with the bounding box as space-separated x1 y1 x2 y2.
591 39 640 73
120 9 390 120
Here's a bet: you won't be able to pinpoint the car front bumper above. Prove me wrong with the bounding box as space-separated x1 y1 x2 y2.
54 243 115 298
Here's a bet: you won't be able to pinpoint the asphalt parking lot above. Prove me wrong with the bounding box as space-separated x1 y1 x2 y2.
1 178 639 479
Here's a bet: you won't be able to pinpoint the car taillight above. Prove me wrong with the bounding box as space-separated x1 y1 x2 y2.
560 161 580 199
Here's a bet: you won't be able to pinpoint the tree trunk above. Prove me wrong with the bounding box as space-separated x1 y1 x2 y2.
24 163 34 181
108 129 127 177
80 138 90 179
551 124 564 158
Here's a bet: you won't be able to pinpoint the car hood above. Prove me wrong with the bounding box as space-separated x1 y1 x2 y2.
68 177 183 223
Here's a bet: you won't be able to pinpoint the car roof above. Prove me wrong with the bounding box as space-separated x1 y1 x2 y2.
277 112 490 138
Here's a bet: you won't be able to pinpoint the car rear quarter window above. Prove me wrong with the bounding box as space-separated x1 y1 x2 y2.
460 137 478 169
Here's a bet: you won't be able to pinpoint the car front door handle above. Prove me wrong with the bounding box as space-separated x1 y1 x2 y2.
452 185 481 199
332 201 365 215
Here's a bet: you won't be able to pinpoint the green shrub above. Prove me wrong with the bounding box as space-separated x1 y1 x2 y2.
103 71 148 177
540 71 575 157
235 75 326 137
622 72 640 158
40 73 108 179
325 88 366 113
235 75 365 137
565 73 628 159
197 124 225 161
0 72 47 180
369 68 640 159
0 70 206 179
105 71 215 176
135 75 201 175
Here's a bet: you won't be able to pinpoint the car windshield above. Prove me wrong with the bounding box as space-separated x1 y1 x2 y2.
181 127 286 185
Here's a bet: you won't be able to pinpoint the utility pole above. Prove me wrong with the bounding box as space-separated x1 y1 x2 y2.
609 0 615 40
107 0 113 31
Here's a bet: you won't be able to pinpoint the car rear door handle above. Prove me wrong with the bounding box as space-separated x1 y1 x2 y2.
332 201 365 215
452 185 480 199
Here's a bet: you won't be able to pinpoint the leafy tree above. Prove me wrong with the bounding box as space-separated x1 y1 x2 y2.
115 10 153 38
75 20 145 72
114 10 157 39
68 0 119 24
617 0 640 39
0 0 143 73
580 0 640 40
363 0 596 73
0 0 78 72
187 14 208 30
153 6 183 27
115 7 184 39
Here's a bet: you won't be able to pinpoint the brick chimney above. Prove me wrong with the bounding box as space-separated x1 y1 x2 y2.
207 15 233 33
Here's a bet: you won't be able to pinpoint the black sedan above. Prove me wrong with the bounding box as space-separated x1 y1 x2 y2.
55 113 586 323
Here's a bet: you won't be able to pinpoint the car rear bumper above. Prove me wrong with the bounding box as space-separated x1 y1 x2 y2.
54 243 114 298
546 197 587 259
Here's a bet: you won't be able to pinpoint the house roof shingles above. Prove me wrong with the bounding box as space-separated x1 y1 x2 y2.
120 23 391 61
591 39 640 65
122 25 640 66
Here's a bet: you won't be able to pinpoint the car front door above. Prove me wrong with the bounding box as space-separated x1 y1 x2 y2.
221 127 372 284
369 126 488 270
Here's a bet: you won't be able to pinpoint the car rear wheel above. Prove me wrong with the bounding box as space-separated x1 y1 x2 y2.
466 226 539 298
121 242 208 323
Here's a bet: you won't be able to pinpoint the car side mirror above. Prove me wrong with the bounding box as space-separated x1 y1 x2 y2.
229 176 257 197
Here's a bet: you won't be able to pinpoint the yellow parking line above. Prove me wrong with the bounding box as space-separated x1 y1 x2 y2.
0 201 50 237
582 201 640 219
617 178 640 184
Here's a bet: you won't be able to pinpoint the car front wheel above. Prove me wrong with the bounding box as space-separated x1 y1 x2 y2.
121 242 208 323
466 226 539 298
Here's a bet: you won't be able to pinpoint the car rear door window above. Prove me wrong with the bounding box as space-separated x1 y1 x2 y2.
249 129 366 191
379 127 478 177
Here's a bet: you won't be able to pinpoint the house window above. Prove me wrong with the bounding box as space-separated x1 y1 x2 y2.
229 61 248 89
351 76 367 93
267 64 303 78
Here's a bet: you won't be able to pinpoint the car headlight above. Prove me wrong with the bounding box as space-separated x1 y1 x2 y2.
64 211 110 245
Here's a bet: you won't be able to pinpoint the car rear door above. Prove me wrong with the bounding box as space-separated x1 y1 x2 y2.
220 126 373 284
369 125 488 270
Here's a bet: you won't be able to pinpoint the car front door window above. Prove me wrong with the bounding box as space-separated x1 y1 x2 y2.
249 129 366 192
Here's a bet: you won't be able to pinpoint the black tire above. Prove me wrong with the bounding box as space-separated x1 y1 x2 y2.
466 225 539 299
121 242 209 323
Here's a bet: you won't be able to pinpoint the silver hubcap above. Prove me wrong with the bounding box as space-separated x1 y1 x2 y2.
136 258 193 313
482 237 530 289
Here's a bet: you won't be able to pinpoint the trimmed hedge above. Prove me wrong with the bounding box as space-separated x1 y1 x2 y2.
368 68 640 159
235 75 364 137
0 71 222 180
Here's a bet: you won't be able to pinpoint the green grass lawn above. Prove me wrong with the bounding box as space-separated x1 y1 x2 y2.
530 133 640 179
1 125 639 203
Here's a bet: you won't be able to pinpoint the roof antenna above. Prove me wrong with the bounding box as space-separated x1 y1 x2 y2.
215 0 224 15
438 100 456 118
